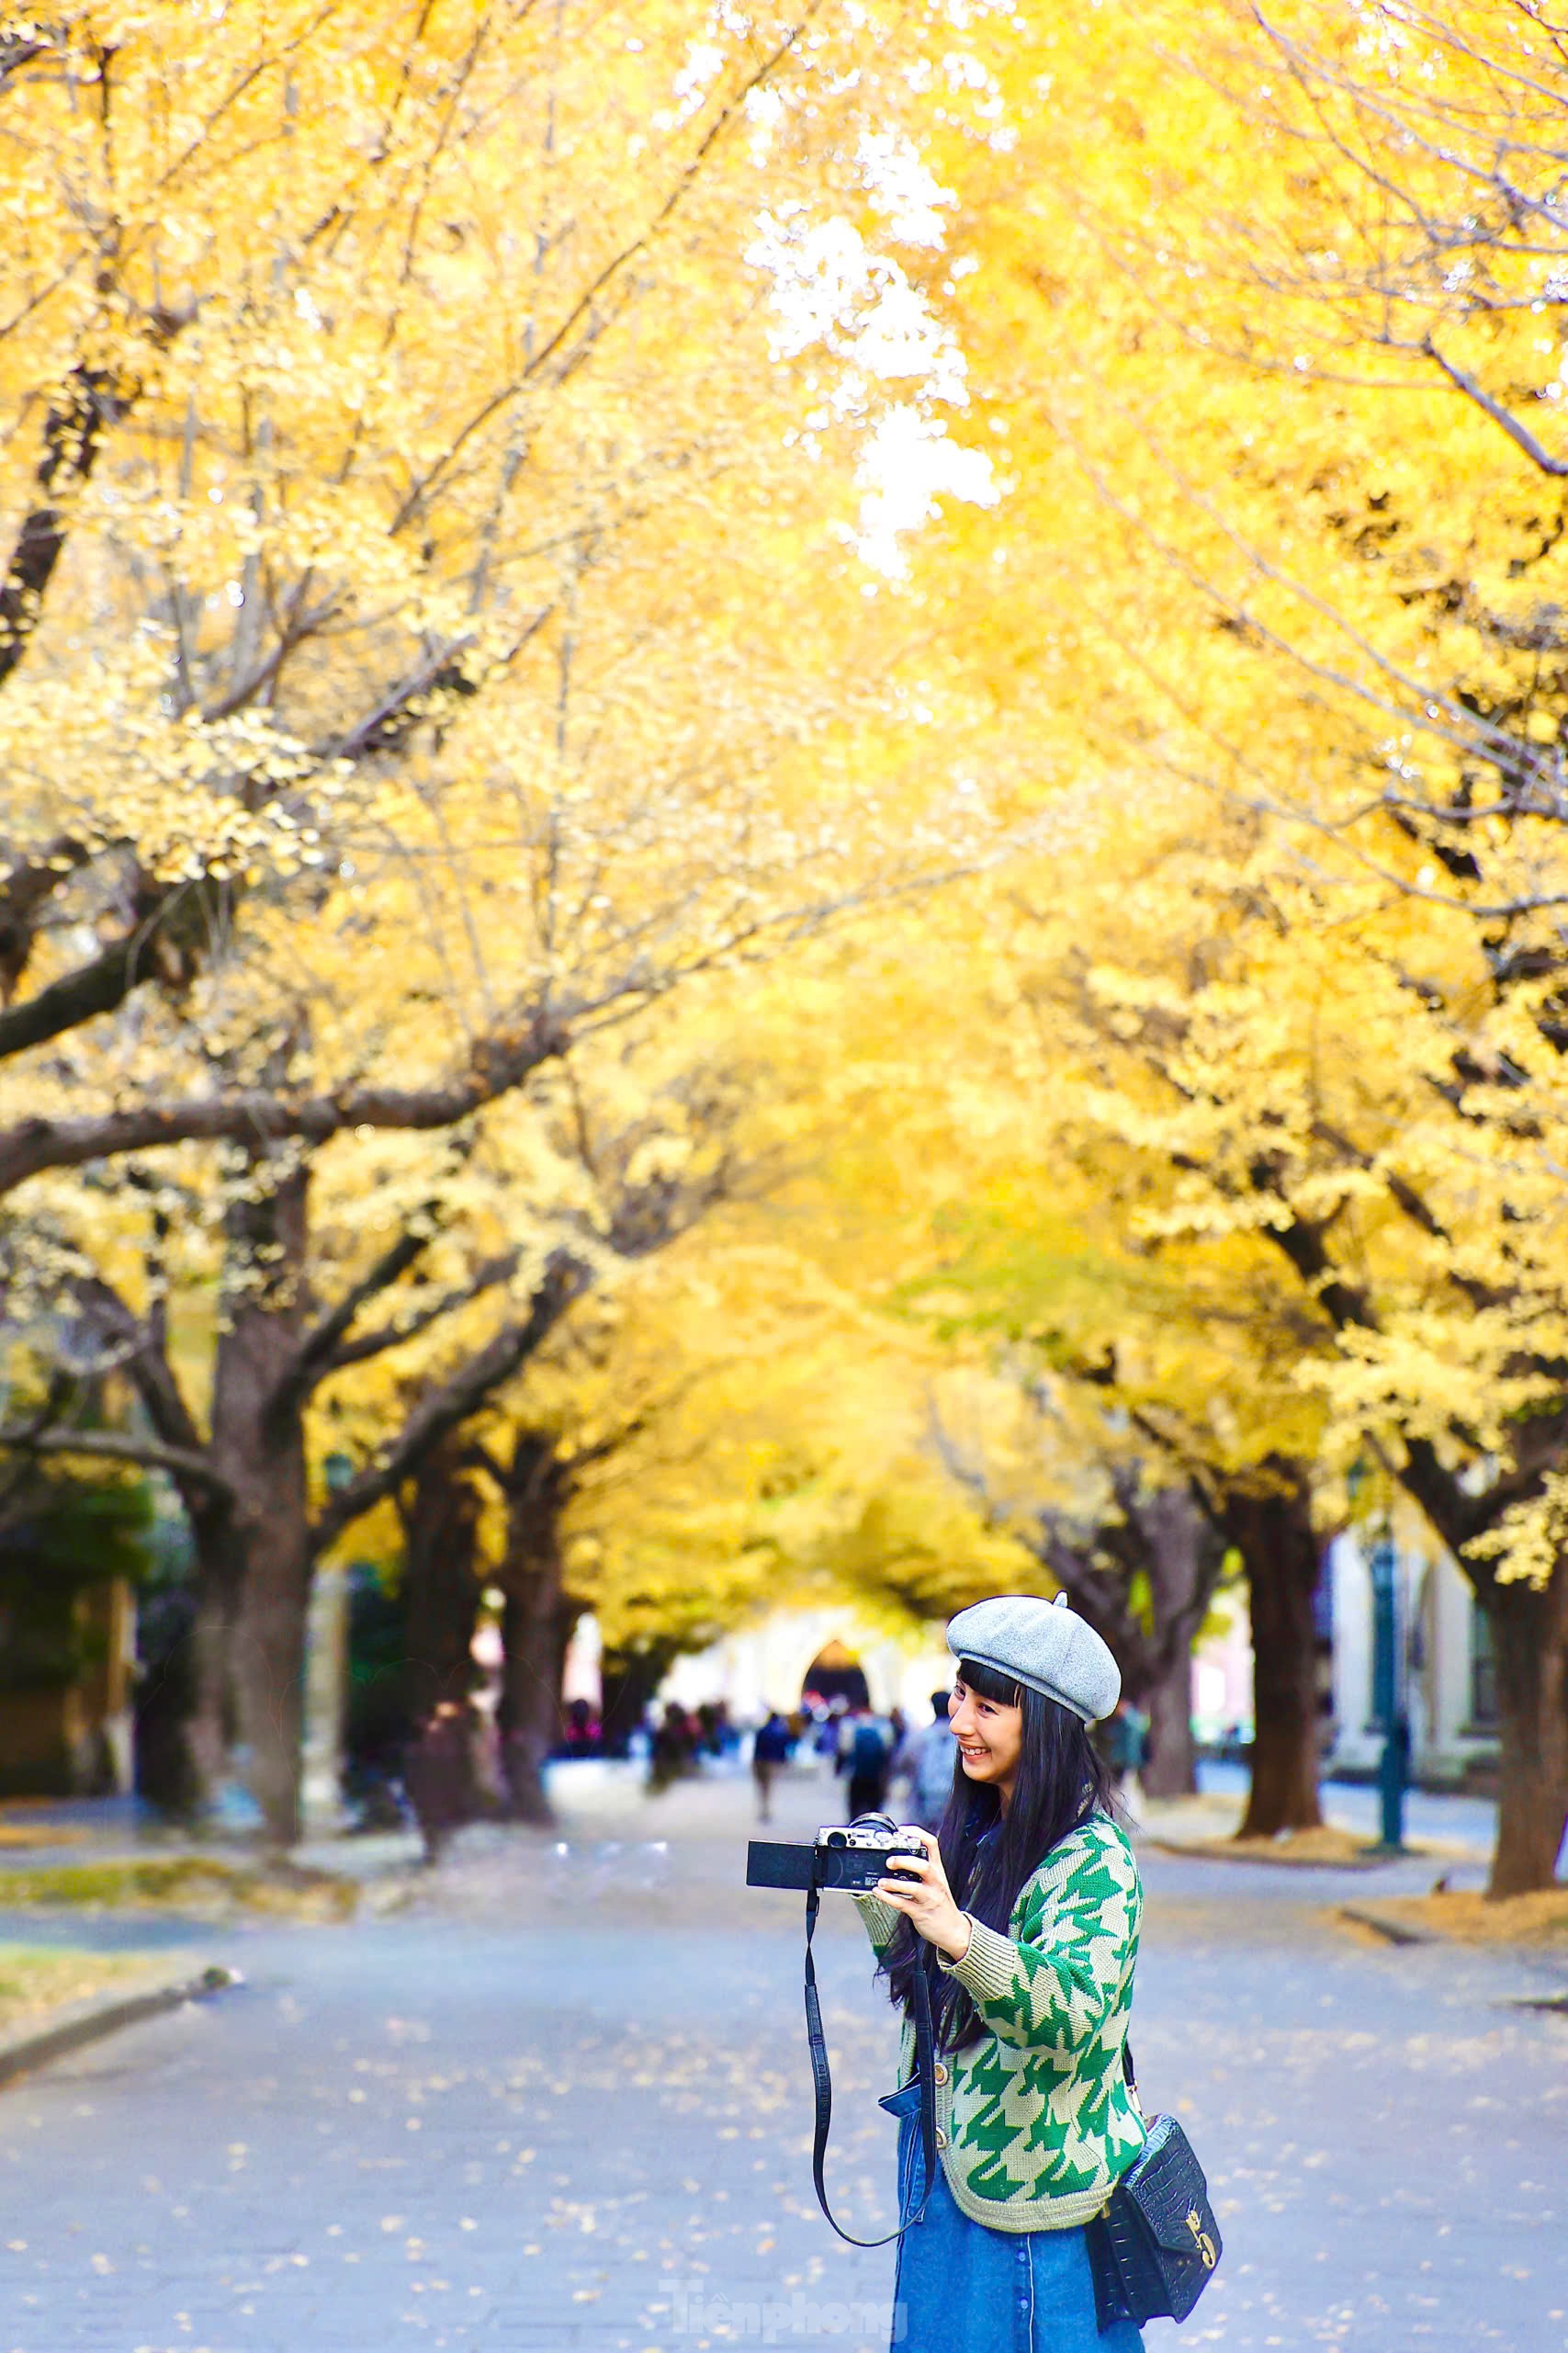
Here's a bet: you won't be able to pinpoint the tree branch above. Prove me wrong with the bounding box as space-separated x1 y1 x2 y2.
0 369 125 691
315 1251 519 1379
0 1423 233 1494
308 1252 590 1557
69 1273 206 1459
0 835 89 1000
1424 334 1568 477
274 1215 442 1418
0 1008 570 1198
0 908 185 1066
0 612 542 1070
389 5 823 534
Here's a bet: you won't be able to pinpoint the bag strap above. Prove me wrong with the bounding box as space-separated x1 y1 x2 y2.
803 1883 937 2246
1122 2037 1145 2120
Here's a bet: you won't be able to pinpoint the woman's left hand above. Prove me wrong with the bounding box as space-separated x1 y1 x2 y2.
874 1829 972 1961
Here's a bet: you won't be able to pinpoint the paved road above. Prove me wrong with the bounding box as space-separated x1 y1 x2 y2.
0 1762 1562 2353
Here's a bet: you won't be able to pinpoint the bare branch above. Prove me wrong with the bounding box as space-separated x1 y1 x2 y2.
0 369 125 690
0 835 89 1000
70 1273 208 1464
1423 334 1568 476
309 1251 591 1556
0 1423 233 1493
315 1251 520 1379
389 4 823 533
0 1006 570 1198
276 1215 442 1415
0 880 213 1066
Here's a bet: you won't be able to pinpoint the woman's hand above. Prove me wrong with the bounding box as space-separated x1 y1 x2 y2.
874 1829 972 1962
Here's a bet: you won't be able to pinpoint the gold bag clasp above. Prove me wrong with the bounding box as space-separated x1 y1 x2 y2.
1185 2208 1218 2269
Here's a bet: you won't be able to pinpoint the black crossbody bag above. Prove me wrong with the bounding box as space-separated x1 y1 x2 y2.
1086 2042 1224 2328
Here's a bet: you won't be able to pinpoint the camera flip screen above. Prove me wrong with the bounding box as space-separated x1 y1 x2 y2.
746 1839 817 1890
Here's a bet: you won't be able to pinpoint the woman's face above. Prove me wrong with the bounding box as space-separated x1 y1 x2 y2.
949 1673 1024 1805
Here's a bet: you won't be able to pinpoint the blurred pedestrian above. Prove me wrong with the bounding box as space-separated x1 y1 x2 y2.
897 1688 958 1831
647 1701 696 1793
1100 1697 1148 1814
839 1702 893 1819
404 1700 474 1866
559 1697 603 1758
751 1709 794 1822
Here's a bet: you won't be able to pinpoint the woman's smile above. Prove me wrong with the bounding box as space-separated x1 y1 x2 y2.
948 1674 1025 1804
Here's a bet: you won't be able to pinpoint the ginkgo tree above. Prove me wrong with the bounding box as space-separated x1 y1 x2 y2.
846 0 1568 1894
0 0 1010 1839
760 870 1340 1835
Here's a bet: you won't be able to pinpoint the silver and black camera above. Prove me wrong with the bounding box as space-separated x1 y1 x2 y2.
746 1810 926 1895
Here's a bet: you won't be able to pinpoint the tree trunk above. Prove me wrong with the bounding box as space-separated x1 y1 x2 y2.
399 1439 485 1725
496 1433 570 1826
1032 1475 1221 1795
212 1155 311 1851
499 1586 581 1824
1143 1647 1197 1798
183 1498 240 1815
1136 1486 1207 1797
1394 1445 1568 1895
396 1438 487 1851
600 1641 677 1757
1485 1560 1568 1898
1224 1465 1324 1838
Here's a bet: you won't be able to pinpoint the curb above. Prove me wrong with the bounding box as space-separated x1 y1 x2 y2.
0 1962 241 2088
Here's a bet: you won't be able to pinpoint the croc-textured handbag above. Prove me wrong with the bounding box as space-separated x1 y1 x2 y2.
1086 2045 1223 2329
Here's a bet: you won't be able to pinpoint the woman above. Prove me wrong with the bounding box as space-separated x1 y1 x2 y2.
853 1595 1146 2353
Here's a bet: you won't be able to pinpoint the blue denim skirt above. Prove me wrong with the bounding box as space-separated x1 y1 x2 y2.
884 2082 1145 2353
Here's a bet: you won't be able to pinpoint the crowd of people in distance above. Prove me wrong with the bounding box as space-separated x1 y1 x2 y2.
740 1686 1153 1828
736 1690 958 1829
394 1671 1154 1863
644 1697 741 1789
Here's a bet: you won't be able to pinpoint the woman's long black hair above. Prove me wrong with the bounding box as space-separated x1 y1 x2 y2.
878 1656 1122 2053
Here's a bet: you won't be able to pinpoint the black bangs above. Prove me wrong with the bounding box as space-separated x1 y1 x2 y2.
954 1654 1024 1707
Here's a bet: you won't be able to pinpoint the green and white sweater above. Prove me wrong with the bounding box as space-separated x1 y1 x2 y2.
854 1812 1146 2233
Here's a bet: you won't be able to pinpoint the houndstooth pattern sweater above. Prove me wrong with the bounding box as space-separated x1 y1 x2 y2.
853 1811 1146 2232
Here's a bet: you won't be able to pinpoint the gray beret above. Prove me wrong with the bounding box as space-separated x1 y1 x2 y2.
946 1593 1121 1725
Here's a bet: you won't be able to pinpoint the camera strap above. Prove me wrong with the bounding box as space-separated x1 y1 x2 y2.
802 1883 938 2246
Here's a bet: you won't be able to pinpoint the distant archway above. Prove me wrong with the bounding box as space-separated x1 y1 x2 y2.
801 1638 869 1711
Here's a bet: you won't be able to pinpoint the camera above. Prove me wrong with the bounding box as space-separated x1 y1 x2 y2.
746 1810 927 1895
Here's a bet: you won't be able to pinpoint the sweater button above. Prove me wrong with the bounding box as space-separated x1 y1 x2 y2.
933 2062 949 2087
935 2129 949 2151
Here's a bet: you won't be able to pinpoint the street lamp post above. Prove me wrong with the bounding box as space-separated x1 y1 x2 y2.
1368 1532 1409 1854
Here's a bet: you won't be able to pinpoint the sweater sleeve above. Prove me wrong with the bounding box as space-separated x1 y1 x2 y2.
934 1824 1139 2054
852 1891 899 1955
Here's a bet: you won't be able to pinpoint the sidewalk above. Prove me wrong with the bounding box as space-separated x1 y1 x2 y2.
1137 1759 1568 1880
0 1753 1562 2351
1185 1759 1527 1863
0 1792 424 1885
